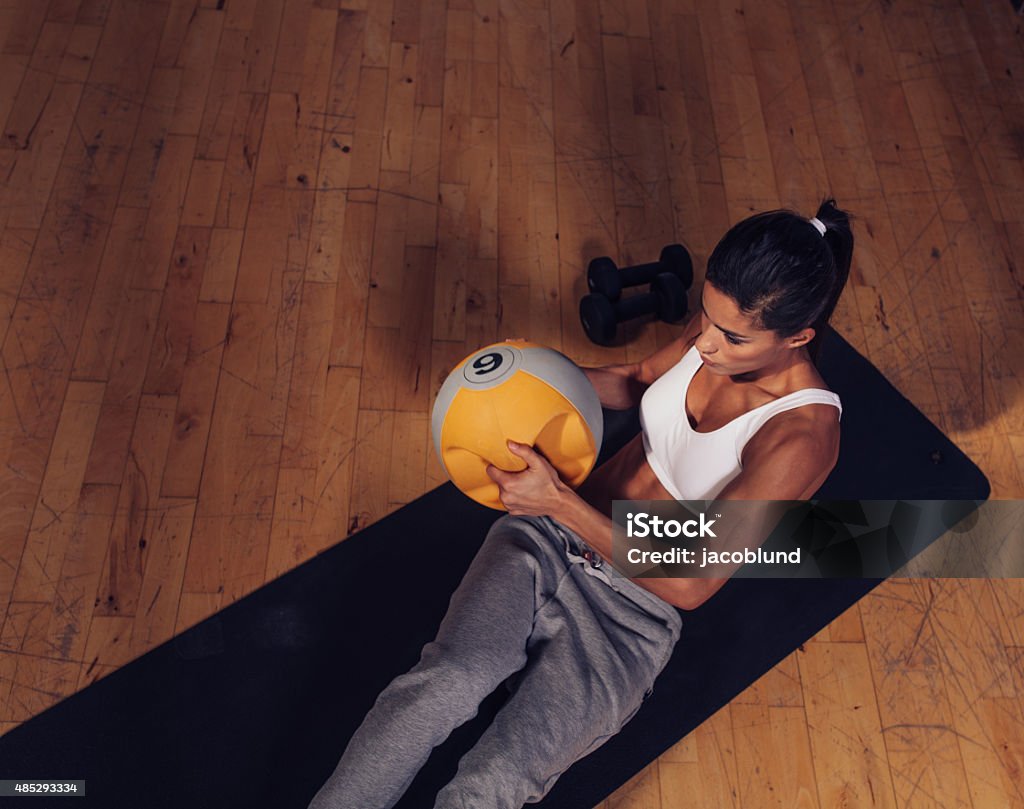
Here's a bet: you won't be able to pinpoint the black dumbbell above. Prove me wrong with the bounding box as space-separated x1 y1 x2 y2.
580 272 689 346
587 244 693 301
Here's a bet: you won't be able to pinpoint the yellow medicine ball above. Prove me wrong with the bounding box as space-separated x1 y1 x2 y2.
431 340 604 510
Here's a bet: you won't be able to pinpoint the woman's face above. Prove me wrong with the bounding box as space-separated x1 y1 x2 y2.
694 283 811 375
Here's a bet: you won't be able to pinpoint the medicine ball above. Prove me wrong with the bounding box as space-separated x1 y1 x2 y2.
431 340 604 510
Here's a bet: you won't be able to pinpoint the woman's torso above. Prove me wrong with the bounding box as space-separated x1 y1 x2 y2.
577 346 841 513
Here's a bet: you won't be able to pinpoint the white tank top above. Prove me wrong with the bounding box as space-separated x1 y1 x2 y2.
638 345 842 501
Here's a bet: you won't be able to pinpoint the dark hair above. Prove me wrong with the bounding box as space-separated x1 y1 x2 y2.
704 198 855 364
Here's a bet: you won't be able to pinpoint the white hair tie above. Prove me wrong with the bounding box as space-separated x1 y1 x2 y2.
808 217 827 236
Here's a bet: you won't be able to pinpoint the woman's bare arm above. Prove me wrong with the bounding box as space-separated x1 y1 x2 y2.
581 311 704 409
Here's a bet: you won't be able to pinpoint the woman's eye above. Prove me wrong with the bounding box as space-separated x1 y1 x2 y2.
725 334 742 345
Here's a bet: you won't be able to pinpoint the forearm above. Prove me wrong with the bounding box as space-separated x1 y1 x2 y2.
582 365 648 410
551 488 716 610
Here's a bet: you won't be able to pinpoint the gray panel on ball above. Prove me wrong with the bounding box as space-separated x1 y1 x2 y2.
519 347 604 453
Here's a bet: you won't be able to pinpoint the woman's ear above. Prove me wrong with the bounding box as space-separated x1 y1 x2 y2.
785 327 815 349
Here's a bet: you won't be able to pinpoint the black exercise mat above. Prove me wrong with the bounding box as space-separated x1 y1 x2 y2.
0 330 990 808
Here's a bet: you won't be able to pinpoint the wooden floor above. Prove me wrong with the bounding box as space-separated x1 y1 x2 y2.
1 0 1022 804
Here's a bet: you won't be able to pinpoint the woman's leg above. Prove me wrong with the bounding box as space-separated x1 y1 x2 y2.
433 535 682 809
308 516 568 809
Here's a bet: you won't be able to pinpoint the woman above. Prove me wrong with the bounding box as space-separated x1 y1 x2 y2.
309 199 855 809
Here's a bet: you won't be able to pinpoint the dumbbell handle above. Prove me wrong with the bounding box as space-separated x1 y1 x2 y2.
618 261 663 288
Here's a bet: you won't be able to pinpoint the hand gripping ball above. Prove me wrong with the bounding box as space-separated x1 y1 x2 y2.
431 341 604 510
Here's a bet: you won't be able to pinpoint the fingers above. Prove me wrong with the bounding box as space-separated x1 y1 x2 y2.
506 440 541 468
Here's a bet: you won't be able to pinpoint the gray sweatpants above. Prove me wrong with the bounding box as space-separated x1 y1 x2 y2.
308 514 682 809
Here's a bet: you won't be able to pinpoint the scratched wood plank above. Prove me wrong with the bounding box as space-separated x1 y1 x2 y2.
74 0 110 27
395 246 437 411
2 0 167 443
0 404 104 718
232 90 320 305
962 4 1024 124
321 9 366 138
196 26 248 161
599 0 649 39
127 497 196 656
0 431 49 636
598 762 661 809
143 226 211 396
172 590 220 637
45 0 81 24
744 2 829 211
305 136 354 287
732 702 821 809
268 365 360 575
798 641 899 809
0 53 29 140
413 0 444 106
923 580 1021 807
243 0 284 94
366 170 412 332
69 218 143 376
362 0 392 69
181 160 225 227
497 0 557 298
57 22 100 82
696 0 777 216
93 393 177 619
347 408 395 535
129 133 197 291
159 300 230 499
77 614 133 686
406 104 441 248
347 66 387 203
0 228 36 351
380 41 416 174
731 650 803 709
7 380 104 607
860 580 975 808
198 227 244 303
809 601 864 644
388 410 428 507
658 709 741 809
212 91 269 229
81 288 162 485
269 0 316 96
549 0 618 362
167 7 223 137
118 67 184 209
328 200 375 367
601 32 678 364
2 57 83 231
1 0 51 56
184 281 305 609
646 2 714 265
1 21 73 149
929 3 1024 227
41 483 118 664
5 654 80 723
